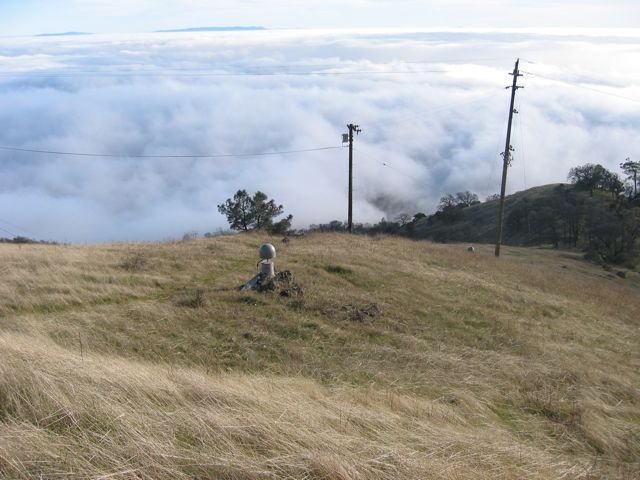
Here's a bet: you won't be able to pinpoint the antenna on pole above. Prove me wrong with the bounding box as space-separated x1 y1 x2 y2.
344 124 361 233
495 59 523 257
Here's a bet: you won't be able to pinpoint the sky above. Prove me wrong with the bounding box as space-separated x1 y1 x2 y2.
2 0 640 35
0 3 639 242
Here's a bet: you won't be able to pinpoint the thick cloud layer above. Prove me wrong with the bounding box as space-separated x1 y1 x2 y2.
1 29 639 242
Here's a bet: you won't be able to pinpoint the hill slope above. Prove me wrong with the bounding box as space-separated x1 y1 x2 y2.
412 184 638 260
1 234 639 479
413 184 563 244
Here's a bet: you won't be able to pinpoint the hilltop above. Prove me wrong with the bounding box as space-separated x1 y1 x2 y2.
411 183 640 266
1 234 638 479
413 184 563 244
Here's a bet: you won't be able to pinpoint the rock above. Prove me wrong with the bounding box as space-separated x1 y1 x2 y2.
616 271 627 279
280 285 305 297
255 270 304 296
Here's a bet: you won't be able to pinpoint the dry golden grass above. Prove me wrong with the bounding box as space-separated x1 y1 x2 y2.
0 233 638 479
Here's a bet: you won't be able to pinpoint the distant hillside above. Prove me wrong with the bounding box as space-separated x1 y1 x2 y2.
412 183 640 265
413 184 565 244
156 26 266 33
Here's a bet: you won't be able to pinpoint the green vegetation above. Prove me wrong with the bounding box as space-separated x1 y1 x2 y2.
414 183 640 266
0 233 638 478
217 189 293 234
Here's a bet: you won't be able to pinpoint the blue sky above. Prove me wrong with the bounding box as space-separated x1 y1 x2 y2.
3 0 640 36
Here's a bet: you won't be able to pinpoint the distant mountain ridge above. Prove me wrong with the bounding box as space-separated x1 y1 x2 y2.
156 26 266 33
35 32 92 37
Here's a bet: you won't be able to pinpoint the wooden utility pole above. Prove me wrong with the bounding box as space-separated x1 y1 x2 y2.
495 59 523 257
346 123 361 233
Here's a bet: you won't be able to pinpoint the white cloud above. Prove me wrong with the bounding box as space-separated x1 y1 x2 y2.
0 29 639 241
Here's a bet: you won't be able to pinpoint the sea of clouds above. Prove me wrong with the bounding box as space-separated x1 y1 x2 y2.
0 28 639 242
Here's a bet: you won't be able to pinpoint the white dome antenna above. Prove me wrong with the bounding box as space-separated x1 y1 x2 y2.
241 243 277 291
259 243 276 261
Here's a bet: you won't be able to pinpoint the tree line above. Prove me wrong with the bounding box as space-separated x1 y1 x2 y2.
506 160 640 265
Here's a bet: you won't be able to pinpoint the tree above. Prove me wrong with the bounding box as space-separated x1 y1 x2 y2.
217 190 291 232
455 191 480 208
438 193 457 211
620 158 640 198
217 189 254 232
252 191 284 230
267 214 293 235
435 191 479 225
438 191 480 211
568 164 609 196
601 170 625 198
395 213 411 226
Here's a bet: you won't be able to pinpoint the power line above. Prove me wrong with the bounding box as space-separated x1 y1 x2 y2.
515 96 527 191
379 161 416 179
485 115 508 196
0 145 344 159
521 70 640 103
0 218 41 238
0 226 19 238
353 148 417 180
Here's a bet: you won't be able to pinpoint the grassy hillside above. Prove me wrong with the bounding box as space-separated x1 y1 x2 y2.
412 184 631 250
1 233 639 479
413 184 563 244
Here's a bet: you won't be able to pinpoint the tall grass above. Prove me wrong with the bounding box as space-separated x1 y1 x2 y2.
0 234 638 479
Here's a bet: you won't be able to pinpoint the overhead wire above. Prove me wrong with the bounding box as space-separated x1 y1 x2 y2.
0 226 19 238
0 145 344 159
486 117 507 197
0 218 41 238
515 95 527 191
353 147 418 180
521 70 640 103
